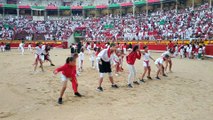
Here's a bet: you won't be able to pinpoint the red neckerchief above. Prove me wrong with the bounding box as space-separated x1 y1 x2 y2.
107 48 111 58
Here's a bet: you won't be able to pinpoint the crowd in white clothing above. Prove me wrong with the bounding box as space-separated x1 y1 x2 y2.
0 3 212 42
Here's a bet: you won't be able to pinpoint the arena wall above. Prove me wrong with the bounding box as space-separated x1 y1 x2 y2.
2 40 213 56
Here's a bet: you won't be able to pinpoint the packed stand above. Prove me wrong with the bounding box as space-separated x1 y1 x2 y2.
0 3 212 41
84 3 213 41
0 16 83 40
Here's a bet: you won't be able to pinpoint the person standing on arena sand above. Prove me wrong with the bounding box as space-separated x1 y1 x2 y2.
34 43 44 72
78 48 84 72
113 49 122 76
43 44 55 66
126 45 141 88
95 47 101 71
19 41 25 55
96 43 119 92
140 46 155 83
86 42 91 54
90 48 96 69
120 49 125 71
167 41 174 52
0 42 5 52
202 44 206 59
186 44 190 58
70 44 75 57
40 43 46 61
28 43 32 52
179 45 184 59
174 44 179 57
197 45 203 60
155 55 170 80
54 57 82 104
122 43 127 55
77 41 82 53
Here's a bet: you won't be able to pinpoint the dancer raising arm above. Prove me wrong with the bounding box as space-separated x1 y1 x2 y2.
126 45 141 88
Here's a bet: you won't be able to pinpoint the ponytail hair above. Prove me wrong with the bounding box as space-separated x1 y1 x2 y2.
66 57 74 64
133 45 139 52
143 45 148 49
164 54 170 59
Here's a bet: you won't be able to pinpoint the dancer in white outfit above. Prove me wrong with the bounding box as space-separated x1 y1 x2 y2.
0 42 5 52
78 48 84 72
90 49 96 69
28 43 32 52
19 42 25 55
33 43 44 72
140 46 155 83
155 55 169 80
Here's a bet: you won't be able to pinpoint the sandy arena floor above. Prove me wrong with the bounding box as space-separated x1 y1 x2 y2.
0 49 213 120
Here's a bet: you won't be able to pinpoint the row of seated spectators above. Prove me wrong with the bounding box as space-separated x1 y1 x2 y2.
84 3 212 41
0 16 78 40
18 0 93 6
0 3 212 41
18 0 63 6
108 0 127 4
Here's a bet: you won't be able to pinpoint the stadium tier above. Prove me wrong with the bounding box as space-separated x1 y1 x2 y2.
0 0 212 42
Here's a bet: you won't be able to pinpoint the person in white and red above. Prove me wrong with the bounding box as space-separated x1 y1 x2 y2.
0 42 5 52
96 43 118 92
126 45 141 88
140 46 155 83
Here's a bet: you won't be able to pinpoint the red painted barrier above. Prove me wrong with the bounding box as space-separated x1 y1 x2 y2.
146 45 167 51
206 45 213 56
4 40 213 56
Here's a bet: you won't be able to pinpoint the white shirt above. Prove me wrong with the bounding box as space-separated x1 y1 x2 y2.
198 48 203 54
90 50 95 61
161 51 171 57
155 57 164 65
175 46 178 52
19 43 24 48
180 48 184 55
87 45 91 50
78 52 84 61
97 48 112 62
203 46 205 51
35 46 42 55
113 53 119 63
144 52 150 61
41 45 46 53
189 46 192 53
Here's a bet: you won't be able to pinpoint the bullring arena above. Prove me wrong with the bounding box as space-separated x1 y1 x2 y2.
0 0 213 120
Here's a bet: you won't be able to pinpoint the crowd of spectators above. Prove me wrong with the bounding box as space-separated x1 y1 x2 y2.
84 3 212 41
0 3 212 41
0 16 78 40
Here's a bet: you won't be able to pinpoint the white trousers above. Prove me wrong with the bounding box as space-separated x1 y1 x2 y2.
20 47 24 55
96 58 99 71
28 46 32 51
127 64 136 85
0 46 5 52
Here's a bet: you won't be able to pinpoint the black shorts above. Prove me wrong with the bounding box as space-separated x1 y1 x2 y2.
44 55 50 61
99 59 112 73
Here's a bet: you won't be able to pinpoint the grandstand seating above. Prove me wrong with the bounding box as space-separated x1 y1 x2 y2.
0 1 212 41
